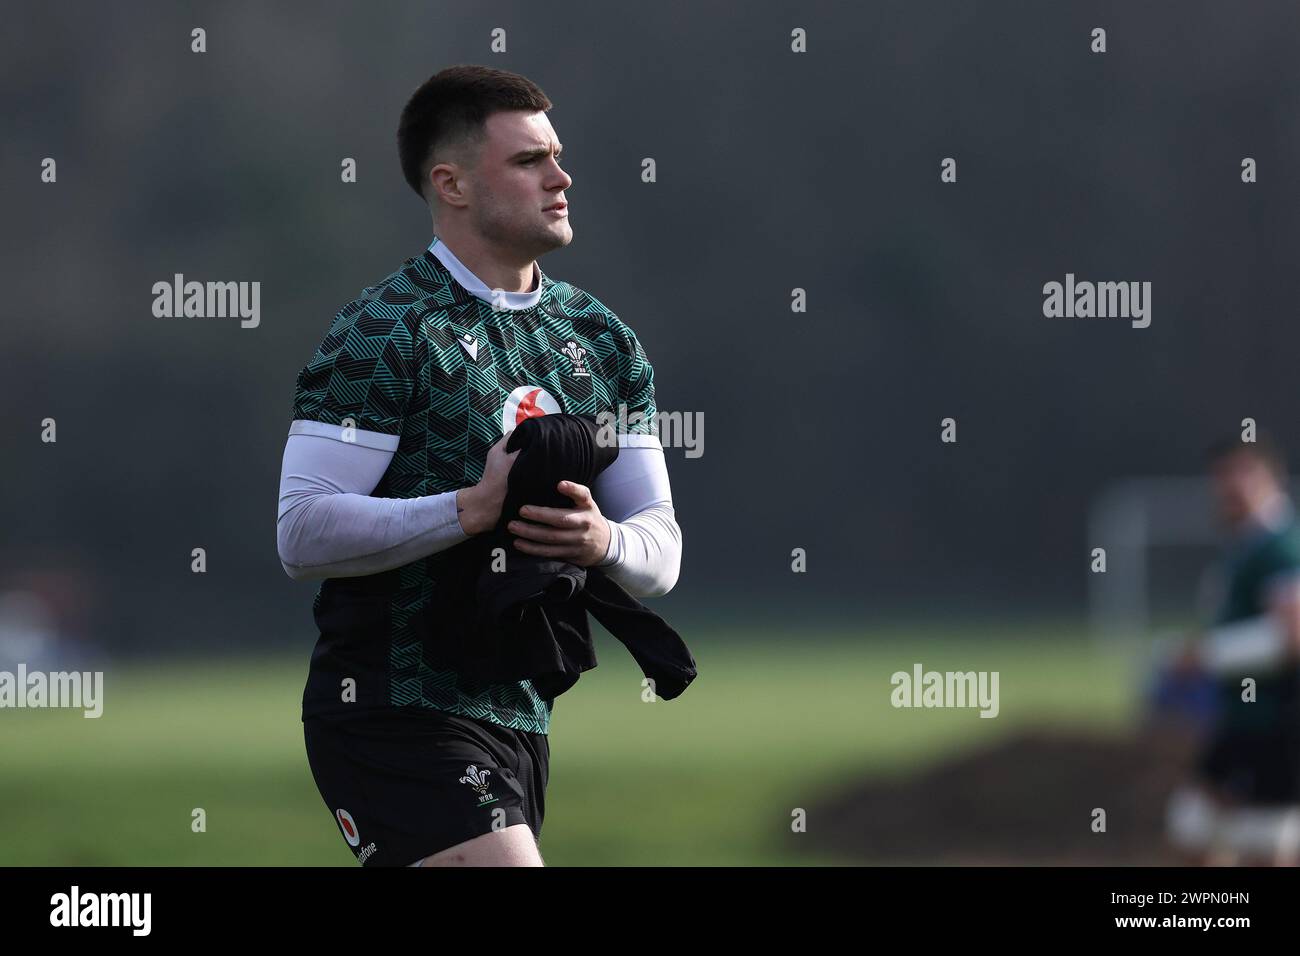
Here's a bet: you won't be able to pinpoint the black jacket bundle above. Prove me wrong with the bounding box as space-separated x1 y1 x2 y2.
422 413 697 703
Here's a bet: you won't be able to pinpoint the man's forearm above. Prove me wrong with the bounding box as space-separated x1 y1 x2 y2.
277 487 472 581
276 429 509 582
596 503 681 598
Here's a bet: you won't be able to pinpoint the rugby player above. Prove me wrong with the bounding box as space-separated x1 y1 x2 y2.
276 65 682 867
1165 434 1300 865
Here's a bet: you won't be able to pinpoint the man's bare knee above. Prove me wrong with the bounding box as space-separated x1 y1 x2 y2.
414 824 543 867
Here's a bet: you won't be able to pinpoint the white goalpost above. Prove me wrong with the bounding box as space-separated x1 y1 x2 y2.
1087 476 1221 645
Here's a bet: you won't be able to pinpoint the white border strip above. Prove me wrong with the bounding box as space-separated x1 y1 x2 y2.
288 419 401 452
616 433 662 449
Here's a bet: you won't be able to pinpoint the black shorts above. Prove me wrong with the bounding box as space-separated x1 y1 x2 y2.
1198 723 1300 805
303 707 549 867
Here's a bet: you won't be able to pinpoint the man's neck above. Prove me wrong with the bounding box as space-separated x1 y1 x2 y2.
433 231 537 294
428 235 543 313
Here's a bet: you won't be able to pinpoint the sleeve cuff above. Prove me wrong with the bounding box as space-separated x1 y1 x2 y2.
435 489 471 541
288 419 401 452
597 518 622 567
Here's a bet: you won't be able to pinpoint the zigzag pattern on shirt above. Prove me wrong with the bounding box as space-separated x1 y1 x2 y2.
292 248 656 734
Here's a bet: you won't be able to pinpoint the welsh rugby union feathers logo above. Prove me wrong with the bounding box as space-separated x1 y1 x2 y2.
459 765 499 806
561 340 590 377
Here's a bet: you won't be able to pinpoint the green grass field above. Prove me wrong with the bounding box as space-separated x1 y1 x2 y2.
1 624 1140 865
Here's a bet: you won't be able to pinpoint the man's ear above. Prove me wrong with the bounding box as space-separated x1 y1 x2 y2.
427 163 458 207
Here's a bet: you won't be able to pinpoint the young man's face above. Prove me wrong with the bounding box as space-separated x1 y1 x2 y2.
458 110 573 257
1210 451 1280 528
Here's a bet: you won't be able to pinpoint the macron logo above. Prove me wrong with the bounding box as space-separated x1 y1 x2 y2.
50 886 151 936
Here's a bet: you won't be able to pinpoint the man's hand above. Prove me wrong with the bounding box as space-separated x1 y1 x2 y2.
456 438 520 536
507 480 612 567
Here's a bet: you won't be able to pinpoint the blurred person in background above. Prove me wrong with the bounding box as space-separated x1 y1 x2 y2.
1164 434 1300 866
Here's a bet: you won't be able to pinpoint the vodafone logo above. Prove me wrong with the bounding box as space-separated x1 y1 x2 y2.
336 808 361 847
501 384 561 434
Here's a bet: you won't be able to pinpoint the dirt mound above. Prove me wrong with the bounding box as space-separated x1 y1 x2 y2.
796 727 1200 864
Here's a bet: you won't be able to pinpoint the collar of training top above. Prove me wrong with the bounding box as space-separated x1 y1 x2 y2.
428 236 543 312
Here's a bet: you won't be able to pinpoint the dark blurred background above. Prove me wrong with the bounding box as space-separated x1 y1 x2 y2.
6 2 1300 649
1 1 1297 865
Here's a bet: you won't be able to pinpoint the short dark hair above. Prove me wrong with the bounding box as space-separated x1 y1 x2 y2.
397 64 552 201
1205 430 1288 479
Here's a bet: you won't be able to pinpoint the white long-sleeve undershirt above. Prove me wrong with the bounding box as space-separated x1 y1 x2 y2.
276 424 681 598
